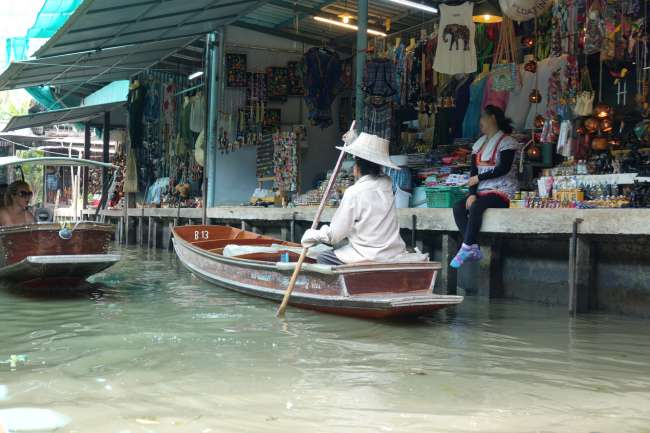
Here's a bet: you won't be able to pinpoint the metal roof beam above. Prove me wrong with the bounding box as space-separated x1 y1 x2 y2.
233 22 327 46
271 0 339 30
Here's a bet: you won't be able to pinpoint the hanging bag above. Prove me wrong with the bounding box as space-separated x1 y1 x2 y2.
491 17 519 92
574 66 595 116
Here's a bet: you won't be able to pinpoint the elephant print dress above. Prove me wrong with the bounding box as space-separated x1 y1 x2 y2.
433 2 477 75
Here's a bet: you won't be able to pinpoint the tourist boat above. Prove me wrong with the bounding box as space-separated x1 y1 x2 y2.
0 157 120 288
172 225 463 318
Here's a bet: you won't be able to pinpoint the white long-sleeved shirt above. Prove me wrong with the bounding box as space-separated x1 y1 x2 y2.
320 175 408 264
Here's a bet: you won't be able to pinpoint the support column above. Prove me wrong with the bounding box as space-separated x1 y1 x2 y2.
102 112 110 192
204 31 219 222
355 0 368 129
83 123 91 209
438 234 458 295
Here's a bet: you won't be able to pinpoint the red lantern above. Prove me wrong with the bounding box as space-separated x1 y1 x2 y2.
522 37 535 49
524 60 538 73
591 136 609 151
526 145 542 159
534 115 546 129
600 117 614 133
529 89 542 103
594 102 611 119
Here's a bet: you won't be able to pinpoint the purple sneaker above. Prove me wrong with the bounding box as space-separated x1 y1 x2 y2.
450 245 482 269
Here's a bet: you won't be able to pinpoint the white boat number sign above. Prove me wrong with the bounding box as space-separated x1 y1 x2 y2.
194 230 210 241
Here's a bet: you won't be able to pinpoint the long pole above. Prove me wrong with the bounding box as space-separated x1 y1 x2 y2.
355 0 368 132
276 149 347 318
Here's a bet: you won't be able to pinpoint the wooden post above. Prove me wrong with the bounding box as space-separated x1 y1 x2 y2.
568 219 583 315
290 212 296 242
575 236 593 313
488 238 504 299
438 234 458 295
152 219 158 250
241 220 247 231
147 216 153 249
168 221 175 251
281 226 289 241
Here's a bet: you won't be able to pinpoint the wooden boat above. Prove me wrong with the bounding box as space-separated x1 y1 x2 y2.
0 222 119 289
0 156 120 289
172 225 463 319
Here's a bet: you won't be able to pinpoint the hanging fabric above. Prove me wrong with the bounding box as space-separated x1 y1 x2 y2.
574 66 595 116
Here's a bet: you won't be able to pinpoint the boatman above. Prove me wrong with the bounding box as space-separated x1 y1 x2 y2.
301 131 426 265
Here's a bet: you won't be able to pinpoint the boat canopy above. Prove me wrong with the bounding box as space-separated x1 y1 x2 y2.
0 156 116 170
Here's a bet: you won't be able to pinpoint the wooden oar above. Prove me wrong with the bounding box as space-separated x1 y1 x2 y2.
276 135 351 318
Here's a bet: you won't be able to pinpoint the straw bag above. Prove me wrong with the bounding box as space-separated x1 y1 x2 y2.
491 17 519 92
574 67 595 117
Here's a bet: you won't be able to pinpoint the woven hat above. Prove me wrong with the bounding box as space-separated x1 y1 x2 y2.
337 132 400 170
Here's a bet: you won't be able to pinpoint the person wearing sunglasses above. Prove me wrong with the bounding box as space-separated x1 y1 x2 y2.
0 180 35 226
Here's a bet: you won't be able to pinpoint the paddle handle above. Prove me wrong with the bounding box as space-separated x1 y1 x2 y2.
276 148 348 318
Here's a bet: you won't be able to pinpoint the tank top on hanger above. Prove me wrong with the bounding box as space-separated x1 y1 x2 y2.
433 2 477 75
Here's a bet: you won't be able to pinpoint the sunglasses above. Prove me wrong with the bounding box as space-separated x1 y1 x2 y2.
16 191 33 198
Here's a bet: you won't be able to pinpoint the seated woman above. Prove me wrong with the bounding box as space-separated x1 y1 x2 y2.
301 133 421 265
0 180 35 226
451 105 520 268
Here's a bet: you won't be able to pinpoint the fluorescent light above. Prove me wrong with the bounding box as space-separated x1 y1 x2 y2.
189 71 204 80
314 16 387 37
385 0 438 14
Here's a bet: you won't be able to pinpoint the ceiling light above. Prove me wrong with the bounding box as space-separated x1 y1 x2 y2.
339 14 352 24
188 71 204 80
314 16 387 37
472 0 503 23
384 0 438 14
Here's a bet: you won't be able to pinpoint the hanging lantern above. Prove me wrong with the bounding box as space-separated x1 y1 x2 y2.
526 145 542 159
594 102 611 119
600 117 614 134
534 115 546 129
608 137 622 148
576 126 586 135
522 36 535 49
529 89 542 103
524 59 537 73
584 117 599 133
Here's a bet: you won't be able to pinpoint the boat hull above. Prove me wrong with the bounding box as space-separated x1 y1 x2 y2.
0 223 117 288
172 226 463 319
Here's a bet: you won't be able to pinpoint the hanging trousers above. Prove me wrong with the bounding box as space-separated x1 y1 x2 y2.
452 194 509 245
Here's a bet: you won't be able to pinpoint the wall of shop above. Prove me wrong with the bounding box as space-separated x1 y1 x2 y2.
211 27 344 205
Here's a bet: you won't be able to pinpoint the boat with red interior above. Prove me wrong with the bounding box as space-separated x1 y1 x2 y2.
0 157 120 288
172 225 463 318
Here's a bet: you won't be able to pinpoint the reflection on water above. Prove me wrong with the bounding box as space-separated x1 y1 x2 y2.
0 247 649 433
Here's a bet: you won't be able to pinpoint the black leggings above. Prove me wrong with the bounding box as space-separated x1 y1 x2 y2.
453 194 508 245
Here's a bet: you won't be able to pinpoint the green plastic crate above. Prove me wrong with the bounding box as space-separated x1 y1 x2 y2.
425 186 468 208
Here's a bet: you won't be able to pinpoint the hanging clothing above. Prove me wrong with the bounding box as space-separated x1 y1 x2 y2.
179 97 192 153
302 47 343 129
451 75 473 140
128 82 146 150
143 81 160 123
190 93 205 133
481 74 509 111
505 65 535 131
433 2 477 75
462 75 487 138
471 131 520 200
524 55 568 129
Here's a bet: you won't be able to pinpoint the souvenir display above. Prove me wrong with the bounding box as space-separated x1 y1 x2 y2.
226 54 247 87
266 67 289 102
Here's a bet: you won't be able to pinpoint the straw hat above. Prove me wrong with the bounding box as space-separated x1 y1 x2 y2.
337 132 400 170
